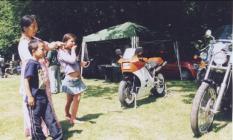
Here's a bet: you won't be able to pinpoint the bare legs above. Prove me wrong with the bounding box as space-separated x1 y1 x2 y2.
65 94 73 119
65 93 82 124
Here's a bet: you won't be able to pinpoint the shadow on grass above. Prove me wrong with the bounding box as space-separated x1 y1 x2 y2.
182 93 195 104
60 121 83 139
137 95 158 107
166 80 197 104
60 113 103 139
79 113 104 124
212 110 232 133
167 80 197 92
116 95 158 109
85 80 198 106
84 85 118 98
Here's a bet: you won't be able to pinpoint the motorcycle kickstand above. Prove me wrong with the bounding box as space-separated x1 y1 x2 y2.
164 83 168 96
132 93 137 109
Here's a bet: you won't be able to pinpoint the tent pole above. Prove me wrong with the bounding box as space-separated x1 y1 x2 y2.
81 41 86 78
174 41 182 80
131 36 134 48
131 36 137 48
136 36 139 48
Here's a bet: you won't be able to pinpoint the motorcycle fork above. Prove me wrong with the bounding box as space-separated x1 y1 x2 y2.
130 75 138 108
213 64 232 113
203 58 213 80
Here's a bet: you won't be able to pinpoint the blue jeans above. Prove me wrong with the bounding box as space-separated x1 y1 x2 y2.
48 65 61 94
28 98 63 140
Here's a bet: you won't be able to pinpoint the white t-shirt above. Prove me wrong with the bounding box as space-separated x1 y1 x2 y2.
18 36 33 96
18 36 33 61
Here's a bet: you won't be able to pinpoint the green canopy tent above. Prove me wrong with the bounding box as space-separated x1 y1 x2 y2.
81 22 182 80
80 22 155 79
81 22 156 61
82 21 153 43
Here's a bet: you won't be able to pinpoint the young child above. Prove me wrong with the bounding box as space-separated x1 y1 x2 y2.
24 39 63 140
58 33 88 124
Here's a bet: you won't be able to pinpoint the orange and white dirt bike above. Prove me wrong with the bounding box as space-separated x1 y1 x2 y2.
115 47 167 108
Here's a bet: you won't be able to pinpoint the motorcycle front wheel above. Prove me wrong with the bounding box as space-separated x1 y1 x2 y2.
190 82 216 137
118 80 135 107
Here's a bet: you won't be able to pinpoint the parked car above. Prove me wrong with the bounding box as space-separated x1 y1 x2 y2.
162 57 200 80
142 43 200 80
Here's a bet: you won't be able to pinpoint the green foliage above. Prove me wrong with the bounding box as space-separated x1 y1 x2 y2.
0 0 29 58
183 1 200 16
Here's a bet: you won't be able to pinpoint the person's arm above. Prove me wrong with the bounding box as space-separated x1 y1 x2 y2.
24 78 34 107
33 36 64 51
44 41 64 51
24 62 35 107
59 46 77 64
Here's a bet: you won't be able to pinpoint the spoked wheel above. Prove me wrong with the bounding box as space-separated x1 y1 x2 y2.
118 81 135 107
152 73 166 97
191 82 216 137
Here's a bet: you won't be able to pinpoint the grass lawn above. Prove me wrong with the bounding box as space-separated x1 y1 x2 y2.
0 76 231 140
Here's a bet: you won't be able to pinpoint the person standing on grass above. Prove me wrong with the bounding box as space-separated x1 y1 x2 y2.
24 39 63 140
58 33 90 124
47 49 61 94
18 14 63 139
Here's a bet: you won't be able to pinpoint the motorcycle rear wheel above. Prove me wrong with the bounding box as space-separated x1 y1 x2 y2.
152 73 166 97
191 82 216 137
118 81 135 107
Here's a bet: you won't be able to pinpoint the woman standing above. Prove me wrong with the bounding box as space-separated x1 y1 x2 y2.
18 15 63 139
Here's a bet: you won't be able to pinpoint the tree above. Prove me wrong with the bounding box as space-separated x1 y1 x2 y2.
0 0 29 59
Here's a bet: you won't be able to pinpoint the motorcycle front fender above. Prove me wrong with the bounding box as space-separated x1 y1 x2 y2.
133 67 154 98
